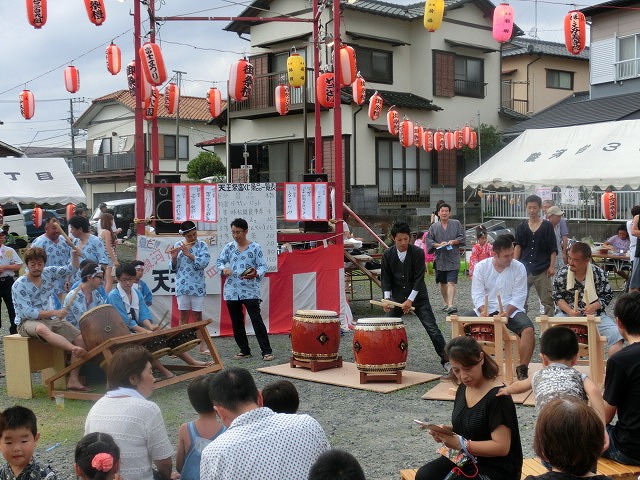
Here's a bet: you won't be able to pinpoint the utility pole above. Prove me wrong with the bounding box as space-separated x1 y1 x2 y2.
174 70 186 174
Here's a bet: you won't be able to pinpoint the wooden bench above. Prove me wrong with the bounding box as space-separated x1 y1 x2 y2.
3 334 66 399
401 457 640 480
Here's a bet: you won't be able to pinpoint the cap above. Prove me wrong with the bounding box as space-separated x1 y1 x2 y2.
547 206 564 216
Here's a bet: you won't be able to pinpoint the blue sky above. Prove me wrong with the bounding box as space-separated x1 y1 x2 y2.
0 0 600 150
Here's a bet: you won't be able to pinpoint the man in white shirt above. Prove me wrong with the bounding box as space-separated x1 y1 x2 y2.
464 234 535 380
200 368 329 480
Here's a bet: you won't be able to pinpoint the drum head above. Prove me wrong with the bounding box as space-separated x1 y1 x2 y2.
80 304 130 351
357 317 403 325
295 310 338 317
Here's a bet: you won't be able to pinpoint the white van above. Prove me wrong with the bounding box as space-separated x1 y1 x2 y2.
1 203 27 237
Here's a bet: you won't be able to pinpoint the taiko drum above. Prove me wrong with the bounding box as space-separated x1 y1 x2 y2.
80 304 130 351
564 324 589 344
465 323 495 342
290 310 341 362
353 318 408 372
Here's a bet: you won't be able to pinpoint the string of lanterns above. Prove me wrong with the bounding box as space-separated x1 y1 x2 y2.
31 204 77 229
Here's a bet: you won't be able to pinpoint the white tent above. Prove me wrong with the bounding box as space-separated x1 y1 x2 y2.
0 157 85 204
464 119 640 189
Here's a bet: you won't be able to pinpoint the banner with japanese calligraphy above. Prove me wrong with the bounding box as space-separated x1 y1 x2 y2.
284 182 329 221
463 119 640 190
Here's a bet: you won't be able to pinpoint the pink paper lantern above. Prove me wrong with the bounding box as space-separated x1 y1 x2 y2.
64 66 80 93
492 3 514 43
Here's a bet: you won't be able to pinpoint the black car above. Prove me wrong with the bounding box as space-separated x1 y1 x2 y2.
23 209 68 241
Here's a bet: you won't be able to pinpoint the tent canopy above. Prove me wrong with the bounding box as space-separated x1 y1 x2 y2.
464 119 640 190
0 157 86 205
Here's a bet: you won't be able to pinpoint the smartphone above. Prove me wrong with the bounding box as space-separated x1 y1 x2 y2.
413 421 453 435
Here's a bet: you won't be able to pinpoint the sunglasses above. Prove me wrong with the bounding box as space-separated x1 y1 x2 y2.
94 275 104 279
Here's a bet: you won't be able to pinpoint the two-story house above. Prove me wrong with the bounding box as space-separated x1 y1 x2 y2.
73 90 225 207
223 0 517 215
501 37 590 116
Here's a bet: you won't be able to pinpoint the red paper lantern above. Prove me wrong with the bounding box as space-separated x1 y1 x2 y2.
455 129 464 149
387 109 400 135
126 62 151 100
84 0 106 26
368 92 383 120
462 125 473 145
33 206 43 228
352 74 366 105
229 58 255 102
564 10 586 55
316 72 335 108
207 87 222 118
64 66 80 93
433 131 445 151
493 3 514 43
423 129 434 152
414 125 424 148
399 119 414 148
164 82 179 115
19 90 35 120
139 42 167 86
444 131 456 150
339 45 357 86
66 204 75 221
468 131 478 149
26 0 47 28
144 86 159 120
601 192 617 220
106 42 121 75
275 84 290 116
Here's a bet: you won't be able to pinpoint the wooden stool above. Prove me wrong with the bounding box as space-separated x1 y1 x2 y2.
4 334 66 399
290 356 343 372
360 370 402 384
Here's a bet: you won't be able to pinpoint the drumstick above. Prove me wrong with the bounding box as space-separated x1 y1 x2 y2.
484 294 489 316
369 299 416 311
62 285 83 312
497 293 503 314
156 311 170 331
574 290 579 311
55 222 81 255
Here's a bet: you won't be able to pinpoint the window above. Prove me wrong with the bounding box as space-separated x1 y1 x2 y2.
433 51 485 98
617 34 640 80
271 49 306 74
546 69 574 90
353 46 393 84
377 139 430 200
163 135 189 159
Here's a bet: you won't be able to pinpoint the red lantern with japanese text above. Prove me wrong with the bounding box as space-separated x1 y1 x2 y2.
444 131 456 150
275 84 290 115
564 11 586 55
492 3 514 43
433 130 445 151
601 192 617 221
414 125 424 148
229 58 255 102
207 87 222 118
144 86 159 120
26 0 47 28
126 61 151 100
468 131 478 149
33 206 43 228
339 45 357 86
423 129 434 152
399 119 414 148
164 82 179 115
455 129 465 149
387 109 400 135
368 92 383 120
64 66 80 93
84 0 106 26
316 72 335 108
140 42 167 86
462 125 473 145
352 74 366 105
106 42 121 75
19 90 35 120
66 204 75 221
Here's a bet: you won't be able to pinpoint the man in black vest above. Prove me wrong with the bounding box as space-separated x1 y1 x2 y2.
381 222 450 376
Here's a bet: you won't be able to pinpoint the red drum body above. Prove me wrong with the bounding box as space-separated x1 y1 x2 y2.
353 318 408 372
79 304 130 351
565 324 589 344
465 323 495 342
291 310 340 362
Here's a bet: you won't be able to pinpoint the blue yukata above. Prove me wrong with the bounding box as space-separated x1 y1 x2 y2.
215 242 267 300
107 286 152 331
169 239 210 296
72 235 109 284
31 234 73 295
63 286 106 328
134 279 153 306
12 265 76 325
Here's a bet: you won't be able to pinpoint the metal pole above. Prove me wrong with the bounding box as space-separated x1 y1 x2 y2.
477 110 482 167
332 0 344 245
174 70 186 174
134 0 145 235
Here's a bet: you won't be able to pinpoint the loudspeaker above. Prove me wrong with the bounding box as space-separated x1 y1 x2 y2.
154 174 181 234
302 173 330 233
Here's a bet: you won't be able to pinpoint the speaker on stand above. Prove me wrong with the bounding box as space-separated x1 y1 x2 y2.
302 173 330 233
154 174 181 234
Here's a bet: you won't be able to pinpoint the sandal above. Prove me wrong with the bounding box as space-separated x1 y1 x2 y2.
262 354 275 361
233 353 252 360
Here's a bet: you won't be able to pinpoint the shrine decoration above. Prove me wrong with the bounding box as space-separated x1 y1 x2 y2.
468 130 478 149
287 51 305 88
339 45 357 86
316 72 335 108
207 87 222 118
144 86 159 120
84 0 106 26
423 129 434 152
444 130 456 150
601 191 617 221
33 206 43 228
139 42 167 86
492 3 514 43
26 0 47 28
399 119 414 148
433 130 445 151
414 125 424 148
564 10 586 55
164 82 179 115
64 66 80 93
19 90 35 120
387 108 400 135
352 74 366 105
423 0 444 32
126 61 151 100
455 129 465 149
66 204 75 220
368 92 383 120
229 57 255 101
462 125 474 145
275 84 290 115
106 43 121 75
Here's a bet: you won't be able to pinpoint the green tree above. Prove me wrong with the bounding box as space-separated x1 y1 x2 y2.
186 151 226 181
462 123 503 165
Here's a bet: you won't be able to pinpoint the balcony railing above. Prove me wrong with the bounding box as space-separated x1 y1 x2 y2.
378 189 429 204
501 80 528 114
615 58 640 81
454 79 486 98
70 151 136 175
229 68 316 113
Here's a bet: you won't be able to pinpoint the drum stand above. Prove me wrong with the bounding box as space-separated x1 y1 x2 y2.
359 370 403 384
289 355 343 372
45 320 223 401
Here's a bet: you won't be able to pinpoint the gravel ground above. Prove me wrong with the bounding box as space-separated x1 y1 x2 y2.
0 259 623 479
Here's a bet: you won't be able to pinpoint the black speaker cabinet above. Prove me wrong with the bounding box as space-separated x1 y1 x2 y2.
301 173 330 233
154 174 181 234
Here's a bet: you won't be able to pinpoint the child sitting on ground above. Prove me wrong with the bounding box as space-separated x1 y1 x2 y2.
176 376 226 480
262 380 300 414
74 432 120 480
0 406 57 479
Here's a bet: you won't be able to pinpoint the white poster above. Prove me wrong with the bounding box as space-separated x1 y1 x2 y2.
300 183 313 220
173 185 188 222
284 183 299 221
561 187 580 206
313 183 328 220
203 184 218 222
188 185 202 221
535 187 552 201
